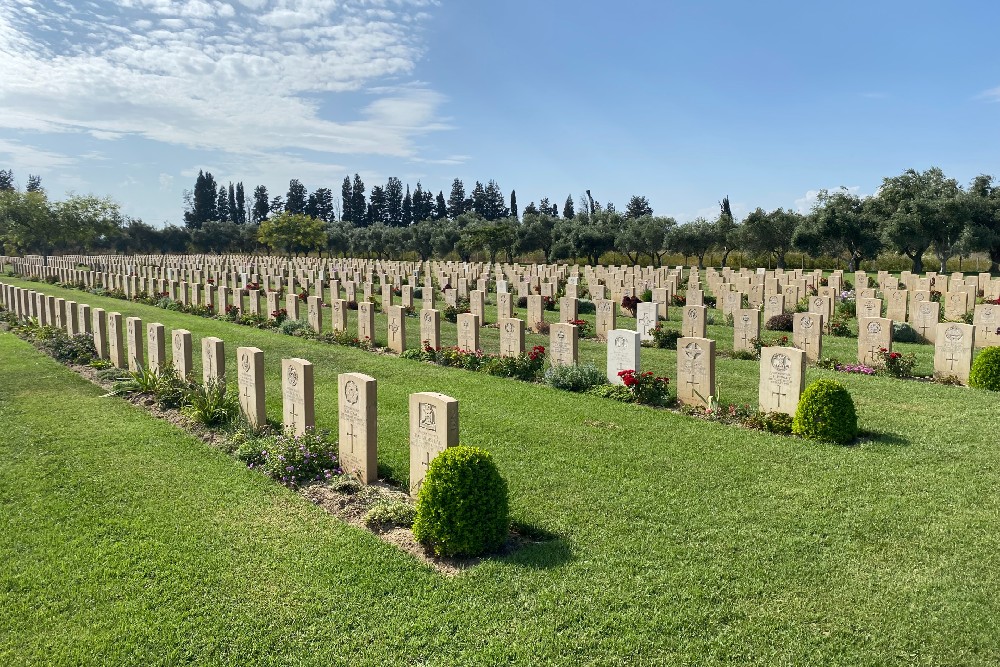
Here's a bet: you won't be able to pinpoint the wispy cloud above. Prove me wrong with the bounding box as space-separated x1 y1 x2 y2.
794 186 862 214
0 0 447 161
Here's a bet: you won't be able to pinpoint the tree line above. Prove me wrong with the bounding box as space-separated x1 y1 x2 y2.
1 167 999 273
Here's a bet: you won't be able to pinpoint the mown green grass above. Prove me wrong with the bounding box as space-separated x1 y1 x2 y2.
2 277 1000 665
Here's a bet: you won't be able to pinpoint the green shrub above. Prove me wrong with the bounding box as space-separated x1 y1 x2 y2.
38 330 97 365
182 379 240 426
792 379 858 445
413 446 509 557
892 322 921 343
544 362 607 392
259 428 340 487
828 318 852 337
765 312 794 332
650 324 682 349
969 347 1000 391
365 498 416 530
279 318 313 337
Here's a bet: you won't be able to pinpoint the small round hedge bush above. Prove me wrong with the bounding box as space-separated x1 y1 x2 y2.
413 446 509 557
792 379 858 445
969 346 1000 391
765 312 794 332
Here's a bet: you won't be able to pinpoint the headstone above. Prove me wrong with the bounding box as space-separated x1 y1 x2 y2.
758 347 805 416
934 323 975 384
237 346 266 428
595 299 616 341
202 336 225 386
681 305 707 338
125 316 144 372
733 309 760 353
607 329 640 384
331 298 347 331
285 292 300 321
420 309 440 349
809 295 834 328
686 288 704 306
636 302 658 342
793 312 823 363
147 323 166 373
857 317 892 366
910 301 940 343
282 358 315 436
470 290 486 325
338 373 378 484
499 318 525 357
358 301 374 343
172 329 193 378
408 392 459 496
107 312 125 368
456 312 480 351
885 289 908 322
307 296 322 333
527 295 545 333
560 296 579 323
387 305 406 354
858 297 882 319
944 291 969 321
973 304 1000 348
549 322 578 366
497 291 513 320
676 337 715 407
763 294 784 323
92 308 108 359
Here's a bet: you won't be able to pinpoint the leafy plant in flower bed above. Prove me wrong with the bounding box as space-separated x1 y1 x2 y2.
751 334 790 358
969 346 1000 391
765 312 794 332
569 319 592 338
364 498 416 530
874 347 916 378
544 363 607 392
621 295 641 316
828 318 853 337
258 428 342 488
182 379 240 427
481 346 547 381
672 294 687 307
616 369 671 406
893 322 921 343
650 324 682 349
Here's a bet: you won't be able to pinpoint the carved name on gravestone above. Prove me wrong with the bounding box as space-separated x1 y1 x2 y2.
282 358 315 436
499 318 525 357
172 329 193 378
676 337 715 408
607 329 640 384
237 346 266 428
339 373 378 484
549 322 578 366
793 312 823 363
734 309 760 353
934 323 975 385
682 305 707 338
408 392 458 496
857 317 892 366
758 346 805 416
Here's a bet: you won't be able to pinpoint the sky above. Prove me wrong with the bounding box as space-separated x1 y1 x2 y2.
2 0 1000 227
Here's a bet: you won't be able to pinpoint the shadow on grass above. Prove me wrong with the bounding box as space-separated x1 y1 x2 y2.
857 430 911 447
501 522 574 569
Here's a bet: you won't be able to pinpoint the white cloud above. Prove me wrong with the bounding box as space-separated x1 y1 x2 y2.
0 138 77 171
0 0 445 161
794 186 861 214
158 172 174 189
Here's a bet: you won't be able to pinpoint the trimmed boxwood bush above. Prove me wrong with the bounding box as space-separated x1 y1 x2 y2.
969 346 1000 391
413 446 509 557
792 379 858 445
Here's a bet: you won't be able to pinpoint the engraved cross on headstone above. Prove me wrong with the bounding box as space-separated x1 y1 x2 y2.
771 384 788 408
344 421 357 454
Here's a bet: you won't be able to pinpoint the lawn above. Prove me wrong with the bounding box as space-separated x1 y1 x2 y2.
2 276 1000 665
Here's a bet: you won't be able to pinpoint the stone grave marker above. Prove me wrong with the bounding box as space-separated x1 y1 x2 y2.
763 294 784 323
358 301 374 343
408 392 459 495
338 372 378 484
910 301 940 343
387 305 406 354
858 297 882 319
172 329 193 378
549 322 578 366
676 337 715 407
307 296 323 333
734 309 760 353
857 317 892 366
202 336 225 386
793 312 823 363
560 296 579 323
108 312 125 368
470 290 486 324
499 318 525 357
282 358 315 436
885 289 908 322
681 305 707 338
607 329 640 384
457 312 480 351
237 346 266 428
420 309 440 349
934 323 975 384
944 291 969 321
331 298 347 331
973 304 1000 348
147 323 165 373
497 292 513 320
92 308 108 359
595 299 616 341
636 302 658 342
758 346 805 416
527 295 545 333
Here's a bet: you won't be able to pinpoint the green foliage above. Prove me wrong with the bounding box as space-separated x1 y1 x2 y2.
792 379 858 445
764 312 794 331
37 329 97 364
181 379 240 427
892 322 921 343
257 211 327 255
258 428 340 487
828 318 853 337
364 498 416 530
969 346 1000 391
279 318 314 337
874 348 917 378
615 369 672 406
481 346 546 381
650 324 682 349
544 362 607 392
413 446 509 557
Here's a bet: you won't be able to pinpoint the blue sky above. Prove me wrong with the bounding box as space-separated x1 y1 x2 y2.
1 0 999 226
